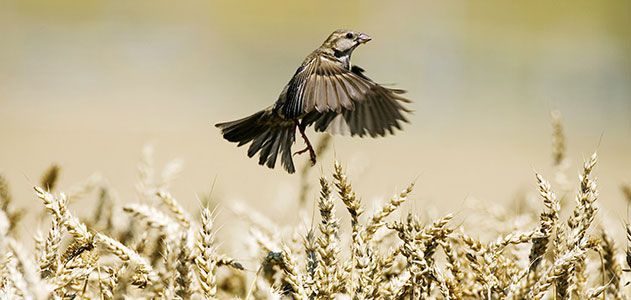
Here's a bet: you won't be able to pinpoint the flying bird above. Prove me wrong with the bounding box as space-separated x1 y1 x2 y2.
215 29 411 173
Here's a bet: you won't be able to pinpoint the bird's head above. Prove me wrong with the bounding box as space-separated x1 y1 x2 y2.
320 29 371 56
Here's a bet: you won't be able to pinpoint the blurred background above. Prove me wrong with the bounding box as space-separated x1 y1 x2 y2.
1 1 630 227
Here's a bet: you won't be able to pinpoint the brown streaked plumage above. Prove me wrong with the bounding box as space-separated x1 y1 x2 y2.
215 29 412 173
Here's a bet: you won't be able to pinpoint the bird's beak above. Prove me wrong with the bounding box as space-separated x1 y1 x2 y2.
356 33 372 44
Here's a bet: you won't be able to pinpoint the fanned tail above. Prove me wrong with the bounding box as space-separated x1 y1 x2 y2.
215 109 296 173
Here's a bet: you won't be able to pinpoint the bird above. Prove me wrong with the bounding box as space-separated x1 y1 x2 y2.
215 29 412 174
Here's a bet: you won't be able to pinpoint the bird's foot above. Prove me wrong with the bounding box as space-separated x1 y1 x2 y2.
293 119 317 166
293 146 317 166
293 147 309 156
308 147 316 166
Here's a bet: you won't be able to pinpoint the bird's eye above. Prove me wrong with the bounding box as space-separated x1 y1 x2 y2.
345 32 354 39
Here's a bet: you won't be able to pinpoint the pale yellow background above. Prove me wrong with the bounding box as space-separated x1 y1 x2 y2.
1 1 630 231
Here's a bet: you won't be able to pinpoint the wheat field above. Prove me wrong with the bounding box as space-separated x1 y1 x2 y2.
0 113 629 300
1 2 629 299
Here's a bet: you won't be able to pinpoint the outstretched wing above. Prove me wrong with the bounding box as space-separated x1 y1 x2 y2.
300 65 412 137
282 55 375 119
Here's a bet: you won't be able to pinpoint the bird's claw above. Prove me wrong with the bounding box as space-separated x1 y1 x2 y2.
293 146 317 166
308 150 316 166
293 119 317 166
293 147 309 156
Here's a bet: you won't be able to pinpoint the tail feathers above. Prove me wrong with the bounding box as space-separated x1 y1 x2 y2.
216 110 296 173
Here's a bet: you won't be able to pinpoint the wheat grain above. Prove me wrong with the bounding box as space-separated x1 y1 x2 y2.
95 233 153 275
314 177 341 298
333 161 363 229
175 231 195 298
37 218 61 279
365 182 414 241
600 230 624 300
280 245 307 300
195 207 218 299
529 173 560 273
123 203 179 234
156 190 191 229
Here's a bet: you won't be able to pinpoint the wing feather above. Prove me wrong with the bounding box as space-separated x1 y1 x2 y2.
303 69 316 110
297 56 370 113
300 64 412 138
282 54 411 138
325 69 339 111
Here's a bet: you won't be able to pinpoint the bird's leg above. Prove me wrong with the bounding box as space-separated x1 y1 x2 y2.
293 119 316 165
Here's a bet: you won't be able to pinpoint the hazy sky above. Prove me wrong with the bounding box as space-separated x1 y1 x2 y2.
1 1 629 222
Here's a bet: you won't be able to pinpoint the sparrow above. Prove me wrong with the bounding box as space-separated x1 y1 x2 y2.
215 29 411 174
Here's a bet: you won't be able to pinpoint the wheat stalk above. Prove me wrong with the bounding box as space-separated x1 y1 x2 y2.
195 207 218 299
